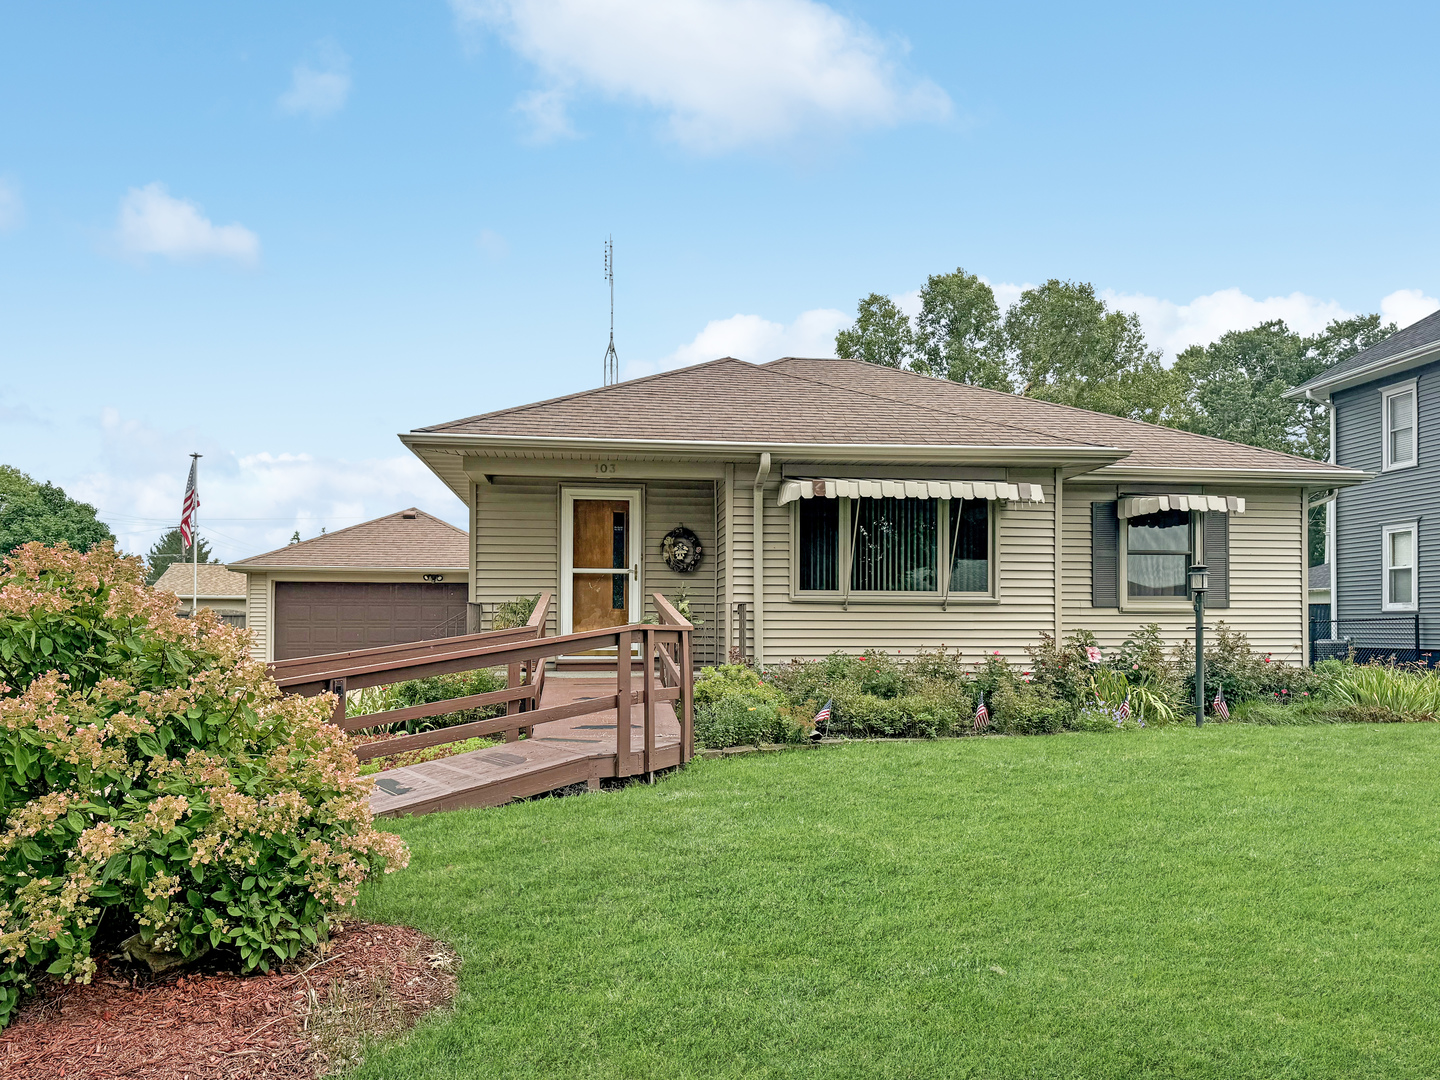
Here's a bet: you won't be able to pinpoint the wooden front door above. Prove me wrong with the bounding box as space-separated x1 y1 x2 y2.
562 489 641 635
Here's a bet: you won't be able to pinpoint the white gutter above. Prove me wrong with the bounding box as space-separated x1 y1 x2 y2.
753 452 771 670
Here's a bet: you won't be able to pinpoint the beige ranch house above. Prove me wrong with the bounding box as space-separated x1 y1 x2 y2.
400 357 1365 669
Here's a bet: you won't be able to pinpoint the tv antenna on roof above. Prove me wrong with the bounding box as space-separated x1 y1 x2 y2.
602 236 619 386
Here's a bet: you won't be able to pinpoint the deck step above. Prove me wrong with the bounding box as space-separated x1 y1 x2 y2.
369 741 601 815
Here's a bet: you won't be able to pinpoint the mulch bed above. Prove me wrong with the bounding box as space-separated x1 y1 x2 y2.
0 923 458 1080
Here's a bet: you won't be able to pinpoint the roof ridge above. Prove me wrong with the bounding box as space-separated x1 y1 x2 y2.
771 357 1344 470
413 357 748 433
231 507 463 566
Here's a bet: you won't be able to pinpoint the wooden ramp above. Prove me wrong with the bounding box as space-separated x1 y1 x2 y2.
368 677 683 815
269 591 695 819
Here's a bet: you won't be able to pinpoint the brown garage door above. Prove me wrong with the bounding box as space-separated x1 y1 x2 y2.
273 582 469 660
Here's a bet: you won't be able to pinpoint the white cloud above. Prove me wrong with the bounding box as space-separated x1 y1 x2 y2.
71 409 463 561
1381 288 1440 330
1102 287 1355 359
116 183 260 265
451 0 950 151
623 306 847 379
0 177 23 232
278 41 352 119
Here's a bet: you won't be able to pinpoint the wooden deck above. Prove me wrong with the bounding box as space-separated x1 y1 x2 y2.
367 675 683 816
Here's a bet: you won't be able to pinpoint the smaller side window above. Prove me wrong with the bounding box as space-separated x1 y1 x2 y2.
1382 523 1417 612
1382 382 1418 471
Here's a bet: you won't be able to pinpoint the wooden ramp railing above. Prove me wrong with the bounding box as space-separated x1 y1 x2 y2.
270 591 695 786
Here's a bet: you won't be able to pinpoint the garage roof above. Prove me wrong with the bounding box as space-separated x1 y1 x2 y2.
229 508 468 572
152 562 247 599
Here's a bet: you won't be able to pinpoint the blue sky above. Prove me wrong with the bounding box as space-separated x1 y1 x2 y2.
2 1 1437 560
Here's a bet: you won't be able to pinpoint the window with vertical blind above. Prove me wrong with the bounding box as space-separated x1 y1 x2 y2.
795 497 993 596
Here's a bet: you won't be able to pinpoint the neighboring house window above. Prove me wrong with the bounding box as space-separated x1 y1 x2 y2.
1382 381 1418 471
795 497 992 595
1125 509 1191 599
1382 523 1418 611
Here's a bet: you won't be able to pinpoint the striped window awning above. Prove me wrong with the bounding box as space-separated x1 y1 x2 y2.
1118 494 1245 518
778 478 1046 506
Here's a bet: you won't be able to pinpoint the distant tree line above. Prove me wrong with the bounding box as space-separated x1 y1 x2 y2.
834 268 1393 567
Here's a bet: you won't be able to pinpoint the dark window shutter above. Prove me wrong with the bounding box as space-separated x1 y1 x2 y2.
1203 511 1230 609
1091 501 1119 608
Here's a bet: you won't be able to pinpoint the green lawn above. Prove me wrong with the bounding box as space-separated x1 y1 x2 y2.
354 726 1440 1079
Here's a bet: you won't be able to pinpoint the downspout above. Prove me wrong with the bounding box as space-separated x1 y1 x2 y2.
1053 469 1064 642
753 452 771 669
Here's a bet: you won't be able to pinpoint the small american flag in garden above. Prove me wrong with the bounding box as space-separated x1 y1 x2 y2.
180 456 199 549
1212 686 1229 720
1116 694 1130 725
974 693 989 732
813 698 832 725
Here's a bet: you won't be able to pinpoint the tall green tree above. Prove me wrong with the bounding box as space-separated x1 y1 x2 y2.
834 293 915 369
912 268 1010 390
1002 280 1177 423
1172 314 1394 460
0 465 114 556
143 526 216 585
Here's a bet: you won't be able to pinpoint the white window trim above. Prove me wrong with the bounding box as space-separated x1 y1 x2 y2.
1381 521 1418 613
558 485 645 635
1381 379 1418 473
789 497 999 603
1119 510 1198 612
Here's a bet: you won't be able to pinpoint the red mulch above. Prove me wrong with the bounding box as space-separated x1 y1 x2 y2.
0 923 458 1080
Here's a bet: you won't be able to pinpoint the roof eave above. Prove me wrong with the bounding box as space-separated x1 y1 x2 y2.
400 431 1130 466
226 563 469 574
1284 340 1440 402
1091 463 1371 486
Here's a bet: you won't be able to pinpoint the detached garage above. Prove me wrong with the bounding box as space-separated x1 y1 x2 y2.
228 508 470 662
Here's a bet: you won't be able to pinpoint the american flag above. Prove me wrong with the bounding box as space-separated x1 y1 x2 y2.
813 698 832 726
1212 686 1229 721
1116 694 1130 726
974 693 989 732
180 456 199 550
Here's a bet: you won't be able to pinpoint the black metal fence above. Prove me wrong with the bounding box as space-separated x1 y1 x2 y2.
1310 614 1423 664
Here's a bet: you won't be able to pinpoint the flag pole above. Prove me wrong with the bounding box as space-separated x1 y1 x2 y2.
190 452 201 617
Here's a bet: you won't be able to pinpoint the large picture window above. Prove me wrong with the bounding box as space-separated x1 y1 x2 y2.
796 497 991 596
1382 523 1417 611
1382 381 1418 471
1125 508 1191 598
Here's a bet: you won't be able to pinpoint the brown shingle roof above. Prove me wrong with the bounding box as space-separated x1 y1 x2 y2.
415 358 1109 449
764 358 1350 474
152 563 247 598
228 509 468 571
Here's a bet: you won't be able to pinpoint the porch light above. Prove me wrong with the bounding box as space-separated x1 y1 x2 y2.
1190 562 1208 727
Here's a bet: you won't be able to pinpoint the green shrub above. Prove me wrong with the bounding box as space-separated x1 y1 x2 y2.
990 679 1069 735
0 543 407 1027
1175 623 1315 703
693 665 799 748
1322 662 1440 718
349 668 508 734
491 593 539 631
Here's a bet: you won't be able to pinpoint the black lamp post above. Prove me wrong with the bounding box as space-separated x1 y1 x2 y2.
1189 563 1209 727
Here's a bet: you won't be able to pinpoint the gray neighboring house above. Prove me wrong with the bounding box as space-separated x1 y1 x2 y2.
1287 309 1440 659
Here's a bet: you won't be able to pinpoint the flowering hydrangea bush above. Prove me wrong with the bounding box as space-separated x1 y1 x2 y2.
0 542 408 1026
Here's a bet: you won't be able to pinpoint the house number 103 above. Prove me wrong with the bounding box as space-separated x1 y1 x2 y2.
594 463 619 475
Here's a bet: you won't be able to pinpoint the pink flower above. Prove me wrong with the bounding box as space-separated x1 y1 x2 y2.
1085 646 1102 663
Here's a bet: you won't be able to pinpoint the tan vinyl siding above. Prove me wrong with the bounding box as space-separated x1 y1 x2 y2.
245 572 269 661
1063 484 1306 663
759 474 1058 662
717 471 730 659
732 465 756 660
474 478 560 633
642 480 719 665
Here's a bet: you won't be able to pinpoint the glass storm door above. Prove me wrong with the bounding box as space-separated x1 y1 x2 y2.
562 490 641 635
